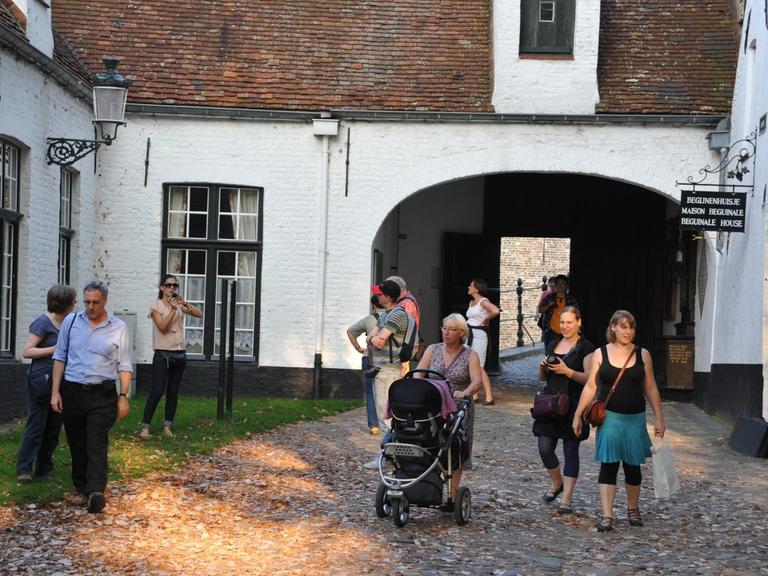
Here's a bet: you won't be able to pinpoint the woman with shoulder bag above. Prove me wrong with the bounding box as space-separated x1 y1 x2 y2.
573 310 666 533
532 306 595 513
140 274 202 438
16 285 77 482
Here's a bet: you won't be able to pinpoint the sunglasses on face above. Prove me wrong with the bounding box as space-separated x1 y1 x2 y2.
163 283 179 288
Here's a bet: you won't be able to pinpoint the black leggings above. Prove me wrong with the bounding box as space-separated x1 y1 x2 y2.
537 435 581 478
142 350 186 427
598 461 642 486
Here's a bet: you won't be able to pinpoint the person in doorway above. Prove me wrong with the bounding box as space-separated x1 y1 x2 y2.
536 276 557 333
16 285 77 483
466 278 500 405
140 274 202 439
538 274 578 349
51 280 133 513
416 313 482 501
346 292 385 435
573 310 665 532
367 280 409 438
532 306 594 514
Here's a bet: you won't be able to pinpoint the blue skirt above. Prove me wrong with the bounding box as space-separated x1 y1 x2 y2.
594 411 652 466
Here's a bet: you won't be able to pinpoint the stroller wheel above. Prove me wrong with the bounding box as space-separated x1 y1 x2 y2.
392 496 410 528
375 483 392 518
454 487 471 526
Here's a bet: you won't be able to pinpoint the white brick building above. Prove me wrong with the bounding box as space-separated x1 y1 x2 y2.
3 0 761 436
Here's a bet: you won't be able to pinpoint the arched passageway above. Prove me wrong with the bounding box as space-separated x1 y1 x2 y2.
373 173 689 383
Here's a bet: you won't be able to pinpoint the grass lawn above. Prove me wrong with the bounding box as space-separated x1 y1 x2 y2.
0 395 362 506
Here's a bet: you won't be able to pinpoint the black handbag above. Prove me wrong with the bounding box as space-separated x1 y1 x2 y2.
531 391 569 420
27 367 53 402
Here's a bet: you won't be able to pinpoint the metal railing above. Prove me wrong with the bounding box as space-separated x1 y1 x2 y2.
499 276 548 347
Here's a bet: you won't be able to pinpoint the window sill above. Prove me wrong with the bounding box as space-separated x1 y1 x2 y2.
519 53 574 61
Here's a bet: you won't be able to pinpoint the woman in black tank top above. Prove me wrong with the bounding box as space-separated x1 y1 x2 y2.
573 310 666 533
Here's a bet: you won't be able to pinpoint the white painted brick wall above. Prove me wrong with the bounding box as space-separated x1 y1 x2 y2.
0 50 95 357
492 0 601 114
14 0 53 57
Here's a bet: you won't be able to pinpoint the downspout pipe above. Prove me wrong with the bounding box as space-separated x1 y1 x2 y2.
312 116 339 398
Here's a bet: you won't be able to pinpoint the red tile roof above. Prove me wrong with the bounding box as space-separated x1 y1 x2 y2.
596 0 738 114
0 0 26 41
46 0 738 115
51 0 493 112
52 26 93 86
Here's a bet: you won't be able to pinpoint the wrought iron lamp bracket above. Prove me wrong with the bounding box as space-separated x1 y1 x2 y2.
677 130 757 190
46 122 125 167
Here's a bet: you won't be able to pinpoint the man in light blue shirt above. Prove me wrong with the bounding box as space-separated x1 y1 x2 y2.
51 280 132 513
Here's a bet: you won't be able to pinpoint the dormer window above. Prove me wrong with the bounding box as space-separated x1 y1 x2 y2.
520 0 575 55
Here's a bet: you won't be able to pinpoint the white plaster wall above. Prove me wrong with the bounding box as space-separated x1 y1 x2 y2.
0 49 95 358
14 0 53 57
91 117 320 367
100 115 715 372
492 0 601 114
731 0 768 420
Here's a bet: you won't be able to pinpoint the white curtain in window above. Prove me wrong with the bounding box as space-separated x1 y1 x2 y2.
168 188 188 237
239 189 258 240
237 251 255 278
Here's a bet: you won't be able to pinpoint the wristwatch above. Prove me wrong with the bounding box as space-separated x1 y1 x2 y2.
119 393 129 399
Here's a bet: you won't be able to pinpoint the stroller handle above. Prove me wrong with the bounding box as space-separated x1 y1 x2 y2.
404 368 447 380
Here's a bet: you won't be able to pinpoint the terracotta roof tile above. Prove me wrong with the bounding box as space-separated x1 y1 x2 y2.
51 0 493 112
0 0 26 41
596 0 738 114
48 0 738 115
52 26 93 86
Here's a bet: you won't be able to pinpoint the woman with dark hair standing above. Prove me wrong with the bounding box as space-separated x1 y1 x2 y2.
16 285 77 482
466 278 500 405
140 274 202 438
573 310 665 532
533 306 594 513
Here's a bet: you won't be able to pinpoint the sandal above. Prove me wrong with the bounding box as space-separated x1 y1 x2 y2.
556 502 573 515
597 516 614 532
628 507 644 527
540 483 563 503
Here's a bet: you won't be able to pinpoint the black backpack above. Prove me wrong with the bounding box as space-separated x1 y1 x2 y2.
388 306 419 363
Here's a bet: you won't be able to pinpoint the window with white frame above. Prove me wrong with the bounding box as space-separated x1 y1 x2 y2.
58 168 76 285
163 184 262 360
0 140 20 357
520 0 575 55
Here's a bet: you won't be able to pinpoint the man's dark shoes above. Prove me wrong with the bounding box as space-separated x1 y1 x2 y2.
87 491 106 514
541 484 564 503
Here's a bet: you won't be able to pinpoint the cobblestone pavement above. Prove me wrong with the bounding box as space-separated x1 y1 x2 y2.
1 355 766 575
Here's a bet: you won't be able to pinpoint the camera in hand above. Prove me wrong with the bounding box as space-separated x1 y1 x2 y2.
546 354 561 365
171 292 179 299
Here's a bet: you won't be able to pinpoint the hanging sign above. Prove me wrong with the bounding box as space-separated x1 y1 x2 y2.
679 190 747 232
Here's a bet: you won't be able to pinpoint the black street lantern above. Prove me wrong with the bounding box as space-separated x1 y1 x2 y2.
47 57 131 167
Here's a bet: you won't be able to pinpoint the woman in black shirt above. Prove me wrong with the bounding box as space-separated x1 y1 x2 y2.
533 306 595 514
573 310 666 533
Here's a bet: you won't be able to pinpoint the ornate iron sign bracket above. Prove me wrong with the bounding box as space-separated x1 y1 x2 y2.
676 130 757 191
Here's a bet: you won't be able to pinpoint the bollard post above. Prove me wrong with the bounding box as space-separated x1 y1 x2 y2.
217 278 228 419
516 278 524 348
226 280 237 419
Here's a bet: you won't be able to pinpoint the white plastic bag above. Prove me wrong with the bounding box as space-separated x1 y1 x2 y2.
652 439 680 499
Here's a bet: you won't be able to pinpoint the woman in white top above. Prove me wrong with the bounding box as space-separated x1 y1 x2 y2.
140 274 202 438
466 278 500 405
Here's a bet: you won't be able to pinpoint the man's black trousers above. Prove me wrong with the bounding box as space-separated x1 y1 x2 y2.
61 380 117 495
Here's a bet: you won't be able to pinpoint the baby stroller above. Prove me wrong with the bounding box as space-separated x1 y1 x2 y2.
374 369 472 527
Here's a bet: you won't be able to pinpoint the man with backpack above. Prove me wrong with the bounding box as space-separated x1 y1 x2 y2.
367 280 414 439
386 275 424 366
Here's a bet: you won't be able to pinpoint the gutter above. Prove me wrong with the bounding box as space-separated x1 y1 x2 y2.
0 27 91 101
126 103 725 127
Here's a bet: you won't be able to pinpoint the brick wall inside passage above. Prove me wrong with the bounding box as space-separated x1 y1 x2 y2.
499 237 571 349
